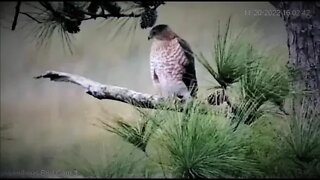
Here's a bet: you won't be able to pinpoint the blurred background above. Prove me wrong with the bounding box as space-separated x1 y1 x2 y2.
0 1 287 173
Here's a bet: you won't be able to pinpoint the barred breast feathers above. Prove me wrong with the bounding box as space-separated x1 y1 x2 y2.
150 38 189 65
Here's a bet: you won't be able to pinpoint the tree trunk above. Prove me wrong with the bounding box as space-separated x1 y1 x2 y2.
271 1 320 115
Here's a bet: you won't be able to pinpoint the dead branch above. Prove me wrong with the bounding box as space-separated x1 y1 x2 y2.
11 1 21 30
19 12 43 23
34 71 171 109
34 70 240 115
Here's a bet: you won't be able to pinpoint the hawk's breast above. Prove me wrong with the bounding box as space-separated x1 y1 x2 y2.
150 38 188 83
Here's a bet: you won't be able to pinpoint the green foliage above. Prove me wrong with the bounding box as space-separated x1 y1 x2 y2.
140 101 320 178
240 56 290 107
197 16 255 89
150 102 262 178
197 17 291 126
246 116 287 177
96 113 161 153
285 114 320 163
231 97 263 128
279 105 320 177
61 140 149 178
234 58 290 125
245 104 320 178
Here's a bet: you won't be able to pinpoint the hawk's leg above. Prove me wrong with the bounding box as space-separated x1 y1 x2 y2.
161 81 192 103
153 82 162 96
152 69 162 96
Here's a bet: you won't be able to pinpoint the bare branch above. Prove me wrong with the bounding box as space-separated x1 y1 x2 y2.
19 12 43 23
34 70 239 114
70 11 140 22
75 5 140 19
11 1 21 30
34 71 168 109
62 2 141 21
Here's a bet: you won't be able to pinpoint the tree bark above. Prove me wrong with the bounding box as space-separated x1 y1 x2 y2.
271 1 320 115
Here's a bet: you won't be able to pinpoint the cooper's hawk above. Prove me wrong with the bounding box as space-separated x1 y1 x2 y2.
148 24 198 101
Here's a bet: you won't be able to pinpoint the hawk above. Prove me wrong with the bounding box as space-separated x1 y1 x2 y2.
148 24 198 101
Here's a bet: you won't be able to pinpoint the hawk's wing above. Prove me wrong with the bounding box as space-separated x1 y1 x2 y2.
177 37 198 97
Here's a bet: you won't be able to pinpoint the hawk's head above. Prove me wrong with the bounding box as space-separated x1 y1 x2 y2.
148 24 176 41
